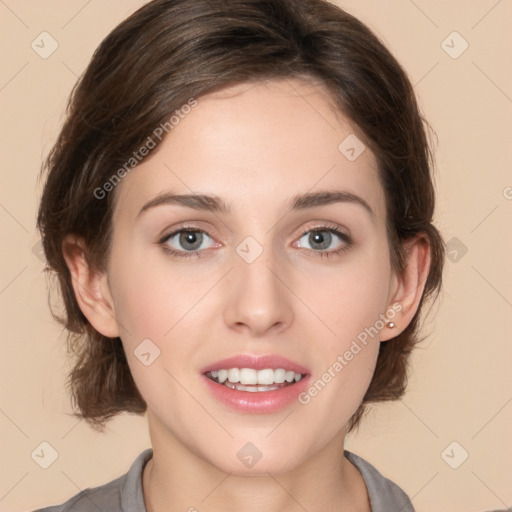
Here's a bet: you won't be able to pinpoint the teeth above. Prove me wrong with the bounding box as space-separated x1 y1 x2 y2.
240 368 258 385
208 367 304 387
274 368 286 383
227 368 240 383
257 369 275 385
222 382 281 392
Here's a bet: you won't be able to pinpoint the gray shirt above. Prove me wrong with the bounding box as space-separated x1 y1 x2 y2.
34 448 415 511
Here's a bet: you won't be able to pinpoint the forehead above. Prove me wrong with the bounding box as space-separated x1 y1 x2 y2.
112 78 385 225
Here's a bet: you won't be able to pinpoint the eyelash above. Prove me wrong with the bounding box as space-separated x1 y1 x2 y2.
158 223 352 260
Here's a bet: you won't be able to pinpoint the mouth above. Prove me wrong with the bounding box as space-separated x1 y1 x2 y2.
205 368 306 392
201 354 310 413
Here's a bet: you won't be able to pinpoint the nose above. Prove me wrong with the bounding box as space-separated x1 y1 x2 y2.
222 242 294 337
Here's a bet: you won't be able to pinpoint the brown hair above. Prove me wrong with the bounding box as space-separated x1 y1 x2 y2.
37 0 445 433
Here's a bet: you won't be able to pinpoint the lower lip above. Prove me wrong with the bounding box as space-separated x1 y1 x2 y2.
202 374 311 413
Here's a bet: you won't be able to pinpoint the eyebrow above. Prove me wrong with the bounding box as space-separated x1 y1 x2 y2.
137 190 374 219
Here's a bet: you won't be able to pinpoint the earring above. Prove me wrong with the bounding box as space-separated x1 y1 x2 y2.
387 322 395 328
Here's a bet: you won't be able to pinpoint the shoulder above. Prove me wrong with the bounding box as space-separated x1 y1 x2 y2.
32 448 153 512
344 450 415 512
35 475 126 512
32 477 124 512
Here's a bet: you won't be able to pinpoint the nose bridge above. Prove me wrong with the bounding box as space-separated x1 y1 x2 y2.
223 233 293 334
235 233 284 304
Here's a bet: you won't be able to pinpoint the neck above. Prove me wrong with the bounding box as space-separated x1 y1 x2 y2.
142 414 370 512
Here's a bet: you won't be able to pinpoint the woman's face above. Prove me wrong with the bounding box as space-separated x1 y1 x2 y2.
105 78 399 474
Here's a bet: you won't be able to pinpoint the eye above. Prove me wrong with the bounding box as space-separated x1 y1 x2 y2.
295 225 351 256
160 228 217 257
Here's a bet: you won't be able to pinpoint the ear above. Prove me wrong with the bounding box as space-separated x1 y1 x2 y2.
61 234 120 338
381 234 431 341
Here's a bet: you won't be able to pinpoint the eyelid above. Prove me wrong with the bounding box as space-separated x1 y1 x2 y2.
158 221 219 242
293 222 351 252
296 220 350 239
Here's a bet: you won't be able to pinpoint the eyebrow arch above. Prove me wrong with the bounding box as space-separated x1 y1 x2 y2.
137 190 374 218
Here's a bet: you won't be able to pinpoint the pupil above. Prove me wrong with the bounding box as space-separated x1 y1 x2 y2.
180 231 202 250
310 231 330 250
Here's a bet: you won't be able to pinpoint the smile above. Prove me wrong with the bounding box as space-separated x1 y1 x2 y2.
201 354 311 413
206 368 305 392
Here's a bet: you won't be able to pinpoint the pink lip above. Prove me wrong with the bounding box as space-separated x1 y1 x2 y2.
201 354 310 374
201 354 311 414
202 375 311 414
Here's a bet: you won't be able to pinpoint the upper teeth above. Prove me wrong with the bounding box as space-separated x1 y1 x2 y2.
210 368 303 385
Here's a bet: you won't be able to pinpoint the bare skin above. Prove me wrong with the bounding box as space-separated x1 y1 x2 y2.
63 77 430 511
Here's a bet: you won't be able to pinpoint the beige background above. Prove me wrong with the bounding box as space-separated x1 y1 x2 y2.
1 1 511 511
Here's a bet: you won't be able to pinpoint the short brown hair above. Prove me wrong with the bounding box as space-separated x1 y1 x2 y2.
37 0 445 433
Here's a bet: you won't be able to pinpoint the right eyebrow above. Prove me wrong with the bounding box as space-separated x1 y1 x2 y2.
137 192 231 218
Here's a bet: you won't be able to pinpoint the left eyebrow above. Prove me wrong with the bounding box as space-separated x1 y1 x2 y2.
289 190 374 217
136 189 374 219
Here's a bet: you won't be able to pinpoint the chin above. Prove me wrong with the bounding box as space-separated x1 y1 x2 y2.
196 436 310 476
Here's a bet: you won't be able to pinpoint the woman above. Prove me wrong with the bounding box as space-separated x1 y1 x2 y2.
35 0 444 510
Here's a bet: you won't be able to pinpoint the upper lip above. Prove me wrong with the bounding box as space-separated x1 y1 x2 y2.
201 354 310 375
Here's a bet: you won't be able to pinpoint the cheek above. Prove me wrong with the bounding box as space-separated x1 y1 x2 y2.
298 236 392 350
108 243 207 341
107 245 215 395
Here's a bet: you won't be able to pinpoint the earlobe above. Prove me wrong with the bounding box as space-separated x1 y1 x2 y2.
61 234 120 338
381 234 431 341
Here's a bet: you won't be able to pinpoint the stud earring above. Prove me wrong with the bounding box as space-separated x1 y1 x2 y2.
387 322 395 328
